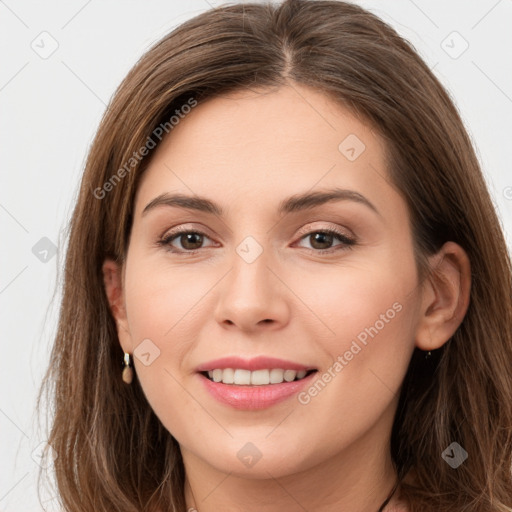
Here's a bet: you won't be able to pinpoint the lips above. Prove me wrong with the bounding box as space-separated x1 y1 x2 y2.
196 356 315 372
196 356 318 410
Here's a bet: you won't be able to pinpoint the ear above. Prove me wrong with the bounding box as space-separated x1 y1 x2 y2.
102 258 133 353
415 241 471 351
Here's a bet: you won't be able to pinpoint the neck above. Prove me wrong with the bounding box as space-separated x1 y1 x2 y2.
182 427 401 512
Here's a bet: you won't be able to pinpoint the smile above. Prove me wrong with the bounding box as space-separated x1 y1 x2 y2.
203 368 315 385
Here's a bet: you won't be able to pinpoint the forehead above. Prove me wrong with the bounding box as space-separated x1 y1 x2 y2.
133 84 397 219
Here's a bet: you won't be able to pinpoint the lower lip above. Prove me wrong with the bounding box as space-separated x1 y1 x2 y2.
198 372 316 410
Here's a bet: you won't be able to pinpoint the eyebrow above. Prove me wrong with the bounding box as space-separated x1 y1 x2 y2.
142 187 381 218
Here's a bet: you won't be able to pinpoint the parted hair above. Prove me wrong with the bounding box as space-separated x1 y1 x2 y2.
37 1 512 511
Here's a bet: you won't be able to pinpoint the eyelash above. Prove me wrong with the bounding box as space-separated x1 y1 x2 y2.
156 226 357 255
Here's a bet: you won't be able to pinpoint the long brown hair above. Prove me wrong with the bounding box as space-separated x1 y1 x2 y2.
37 1 512 510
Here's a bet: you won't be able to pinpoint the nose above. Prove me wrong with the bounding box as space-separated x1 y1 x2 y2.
213 245 291 333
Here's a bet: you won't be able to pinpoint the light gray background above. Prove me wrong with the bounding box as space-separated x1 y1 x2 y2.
1 0 511 509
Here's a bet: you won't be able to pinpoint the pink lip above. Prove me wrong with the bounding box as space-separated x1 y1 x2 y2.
195 356 314 372
198 371 317 410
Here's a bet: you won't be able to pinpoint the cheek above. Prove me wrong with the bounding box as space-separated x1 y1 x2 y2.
122 267 204 444
124 254 216 345
121 258 205 411
292 251 417 353
290 256 418 434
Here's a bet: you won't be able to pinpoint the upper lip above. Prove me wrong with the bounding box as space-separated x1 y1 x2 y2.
196 356 315 372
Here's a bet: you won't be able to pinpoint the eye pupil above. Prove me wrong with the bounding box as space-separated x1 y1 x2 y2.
310 232 333 250
181 233 203 250
162 228 352 255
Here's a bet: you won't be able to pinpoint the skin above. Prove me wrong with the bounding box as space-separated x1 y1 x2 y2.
103 83 471 512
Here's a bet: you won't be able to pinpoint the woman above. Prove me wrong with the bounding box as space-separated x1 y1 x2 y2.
37 1 512 511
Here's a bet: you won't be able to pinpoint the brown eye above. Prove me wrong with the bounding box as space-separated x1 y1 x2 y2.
157 227 356 255
309 232 335 250
296 229 356 253
176 232 204 251
158 230 213 253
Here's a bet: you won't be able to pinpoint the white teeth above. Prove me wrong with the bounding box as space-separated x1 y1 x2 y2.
205 368 311 385
251 369 269 385
233 369 251 385
221 367 234 384
283 370 297 382
269 368 284 383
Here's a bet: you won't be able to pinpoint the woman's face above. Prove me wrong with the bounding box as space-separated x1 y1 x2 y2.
107 84 425 479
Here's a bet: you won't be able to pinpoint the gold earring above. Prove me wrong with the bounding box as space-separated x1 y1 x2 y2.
122 353 133 384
